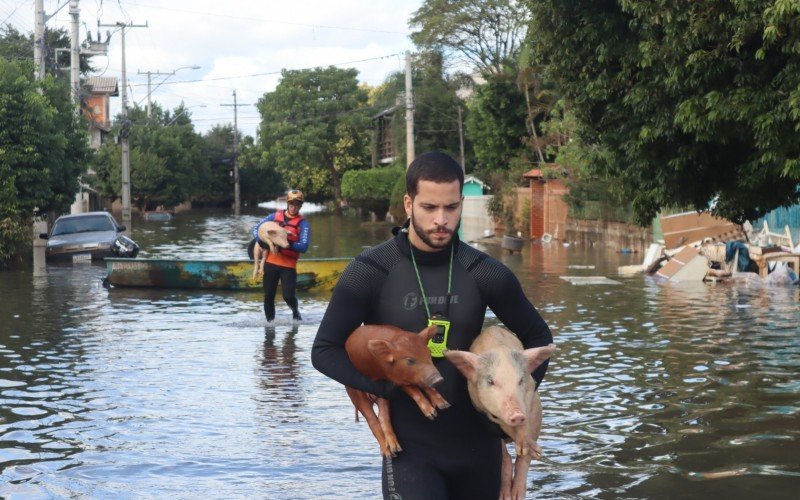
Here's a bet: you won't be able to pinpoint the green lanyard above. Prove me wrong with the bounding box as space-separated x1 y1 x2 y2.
409 238 454 318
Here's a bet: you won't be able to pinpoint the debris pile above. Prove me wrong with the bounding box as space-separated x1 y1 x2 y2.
620 212 799 284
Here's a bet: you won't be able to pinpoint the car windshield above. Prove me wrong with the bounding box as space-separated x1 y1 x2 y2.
52 215 116 235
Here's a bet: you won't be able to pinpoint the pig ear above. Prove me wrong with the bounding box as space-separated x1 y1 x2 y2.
443 350 479 382
367 339 394 364
418 325 437 342
522 343 557 373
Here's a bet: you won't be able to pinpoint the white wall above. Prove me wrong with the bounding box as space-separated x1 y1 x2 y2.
461 195 495 242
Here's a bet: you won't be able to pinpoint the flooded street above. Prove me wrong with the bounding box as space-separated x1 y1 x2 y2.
1 209 798 498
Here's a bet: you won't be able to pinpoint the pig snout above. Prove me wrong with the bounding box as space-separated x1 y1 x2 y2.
503 401 526 427
423 371 444 388
506 410 526 426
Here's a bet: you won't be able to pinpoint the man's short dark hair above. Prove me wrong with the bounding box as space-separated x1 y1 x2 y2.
406 151 465 199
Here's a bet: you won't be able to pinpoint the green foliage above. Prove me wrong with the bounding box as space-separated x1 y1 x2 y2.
0 216 29 268
197 124 236 206
389 172 409 224
410 0 530 75
238 135 285 205
485 158 531 233
0 59 88 215
564 179 636 223
527 0 800 224
341 166 405 218
0 26 96 75
0 57 90 266
257 67 372 208
465 71 529 177
91 103 214 210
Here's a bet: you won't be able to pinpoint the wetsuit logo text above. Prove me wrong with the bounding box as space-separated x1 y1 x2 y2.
403 292 459 311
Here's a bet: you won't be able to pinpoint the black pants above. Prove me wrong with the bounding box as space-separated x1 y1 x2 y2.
262 262 299 321
382 438 502 499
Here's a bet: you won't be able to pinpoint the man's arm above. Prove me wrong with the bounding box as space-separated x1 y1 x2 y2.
311 259 395 397
290 219 310 253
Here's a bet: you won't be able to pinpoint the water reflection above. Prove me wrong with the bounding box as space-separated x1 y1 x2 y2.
1 210 798 498
257 325 302 410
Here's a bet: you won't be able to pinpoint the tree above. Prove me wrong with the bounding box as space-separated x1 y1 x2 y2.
371 51 467 166
410 0 530 75
257 67 372 212
199 124 239 207
0 25 96 76
516 46 562 164
341 166 405 218
232 134 285 206
91 103 212 210
527 0 800 224
0 58 90 266
465 70 529 177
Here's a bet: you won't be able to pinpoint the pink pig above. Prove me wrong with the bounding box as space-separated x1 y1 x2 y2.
252 221 290 280
444 326 556 500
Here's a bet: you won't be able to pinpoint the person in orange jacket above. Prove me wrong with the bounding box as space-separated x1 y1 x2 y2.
251 189 311 323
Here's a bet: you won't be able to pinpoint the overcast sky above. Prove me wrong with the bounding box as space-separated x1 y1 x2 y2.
4 0 423 138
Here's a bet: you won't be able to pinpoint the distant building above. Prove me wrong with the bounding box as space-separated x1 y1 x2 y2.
463 175 490 197
82 76 118 150
373 105 399 166
71 77 118 214
460 175 495 242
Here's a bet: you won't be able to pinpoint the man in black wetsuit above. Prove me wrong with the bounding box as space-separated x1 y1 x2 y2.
311 151 553 499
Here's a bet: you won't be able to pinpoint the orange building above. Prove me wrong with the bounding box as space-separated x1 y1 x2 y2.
82 77 118 150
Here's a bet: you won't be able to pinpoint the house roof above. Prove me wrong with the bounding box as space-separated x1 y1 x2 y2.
372 104 399 120
524 163 563 179
464 175 490 190
84 77 118 96
523 168 543 179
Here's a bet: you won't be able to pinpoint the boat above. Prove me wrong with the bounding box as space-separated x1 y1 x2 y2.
105 257 352 291
142 211 174 221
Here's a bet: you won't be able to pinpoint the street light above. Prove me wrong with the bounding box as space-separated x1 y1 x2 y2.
166 104 207 126
137 65 201 120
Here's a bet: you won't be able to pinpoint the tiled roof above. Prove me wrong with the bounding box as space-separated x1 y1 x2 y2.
84 77 118 95
523 168 543 178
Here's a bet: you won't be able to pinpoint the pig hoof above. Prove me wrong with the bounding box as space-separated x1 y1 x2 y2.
436 401 451 410
425 410 437 420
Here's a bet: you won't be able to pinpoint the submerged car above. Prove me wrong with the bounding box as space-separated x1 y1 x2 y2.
40 212 140 262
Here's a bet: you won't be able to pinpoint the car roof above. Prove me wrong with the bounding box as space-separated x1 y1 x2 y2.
55 212 115 221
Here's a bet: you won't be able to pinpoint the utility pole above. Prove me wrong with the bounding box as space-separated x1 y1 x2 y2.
33 0 45 80
100 21 148 233
136 70 171 121
221 90 248 216
68 0 82 214
405 52 415 168
31 0 47 267
69 0 80 105
136 66 199 122
457 106 465 173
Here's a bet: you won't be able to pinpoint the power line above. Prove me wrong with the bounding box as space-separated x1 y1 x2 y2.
121 0 409 35
128 52 403 87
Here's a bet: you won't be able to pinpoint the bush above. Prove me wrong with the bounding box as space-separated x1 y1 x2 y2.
341 166 405 219
0 216 30 268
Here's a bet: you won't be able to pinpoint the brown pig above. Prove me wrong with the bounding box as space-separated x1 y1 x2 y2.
345 324 450 457
444 326 556 500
